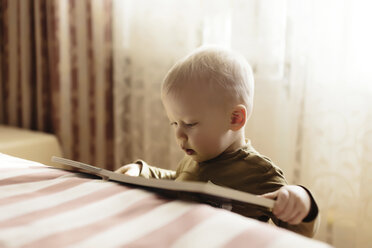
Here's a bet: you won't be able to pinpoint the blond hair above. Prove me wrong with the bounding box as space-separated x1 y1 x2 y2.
161 46 254 112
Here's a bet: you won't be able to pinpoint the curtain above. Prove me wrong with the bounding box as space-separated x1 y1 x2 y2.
1 0 371 247
112 0 206 169
0 0 115 170
285 1 372 247
112 1 372 247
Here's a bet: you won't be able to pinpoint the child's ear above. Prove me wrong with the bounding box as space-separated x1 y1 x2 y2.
230 105 247 131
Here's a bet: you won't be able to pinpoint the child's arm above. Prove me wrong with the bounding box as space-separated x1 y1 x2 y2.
262 185 319 237
115 160 176 180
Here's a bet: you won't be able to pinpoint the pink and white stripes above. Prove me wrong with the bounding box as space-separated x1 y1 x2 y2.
0 153 331 248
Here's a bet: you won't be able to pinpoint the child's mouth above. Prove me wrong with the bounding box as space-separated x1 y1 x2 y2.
185 149 195 155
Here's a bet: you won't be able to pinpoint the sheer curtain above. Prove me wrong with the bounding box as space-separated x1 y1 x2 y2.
113 0 205 169
285 1 372 247
113 0 372 247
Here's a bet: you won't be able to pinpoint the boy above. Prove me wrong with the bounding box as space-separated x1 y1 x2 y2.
116 46 319 237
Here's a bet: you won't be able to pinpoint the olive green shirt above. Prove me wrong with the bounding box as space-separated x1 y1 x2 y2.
137 141 319 237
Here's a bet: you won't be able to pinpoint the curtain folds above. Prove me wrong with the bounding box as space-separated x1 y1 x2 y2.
0 0 115 169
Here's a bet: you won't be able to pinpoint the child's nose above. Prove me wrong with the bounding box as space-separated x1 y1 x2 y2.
175 127 187 142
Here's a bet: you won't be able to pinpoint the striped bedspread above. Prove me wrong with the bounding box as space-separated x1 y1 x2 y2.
0 153 331 248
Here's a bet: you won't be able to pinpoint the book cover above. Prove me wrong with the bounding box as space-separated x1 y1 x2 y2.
51 156 274 210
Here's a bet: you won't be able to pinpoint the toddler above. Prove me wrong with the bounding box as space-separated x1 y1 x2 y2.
116 46 319 237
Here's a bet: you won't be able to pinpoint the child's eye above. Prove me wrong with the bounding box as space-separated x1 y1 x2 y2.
170 122 178 127
185 123 198 128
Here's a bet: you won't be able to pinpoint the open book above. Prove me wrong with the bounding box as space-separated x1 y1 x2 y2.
51 156 274 209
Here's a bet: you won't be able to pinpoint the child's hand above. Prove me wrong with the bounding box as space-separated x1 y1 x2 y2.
262 185 311 225
115 163 141 177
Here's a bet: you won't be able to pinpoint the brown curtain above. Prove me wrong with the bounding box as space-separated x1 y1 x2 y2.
0 0 115 170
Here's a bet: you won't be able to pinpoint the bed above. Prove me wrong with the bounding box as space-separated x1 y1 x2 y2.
0 125 62 168
0 153 331 248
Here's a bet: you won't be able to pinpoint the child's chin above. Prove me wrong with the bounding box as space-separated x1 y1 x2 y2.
192 155 210 163
191 155 203 162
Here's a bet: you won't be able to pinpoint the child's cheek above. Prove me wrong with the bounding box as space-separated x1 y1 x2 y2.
196 130 214 149
192 130 207 149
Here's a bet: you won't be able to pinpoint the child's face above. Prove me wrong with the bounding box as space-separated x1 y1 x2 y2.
162 84 237 162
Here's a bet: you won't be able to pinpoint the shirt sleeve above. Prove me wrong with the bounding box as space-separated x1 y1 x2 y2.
135 159 177 180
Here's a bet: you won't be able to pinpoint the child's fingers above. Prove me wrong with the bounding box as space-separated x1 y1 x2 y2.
264 185 312 225
115 166 129 174
115 163 140 177
262 188 290 217
279 195 297 222
286 203 300 222
261 190 278 199
287 211 303 225
288 203 310 225
125 167 140 177
272 188 289 217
